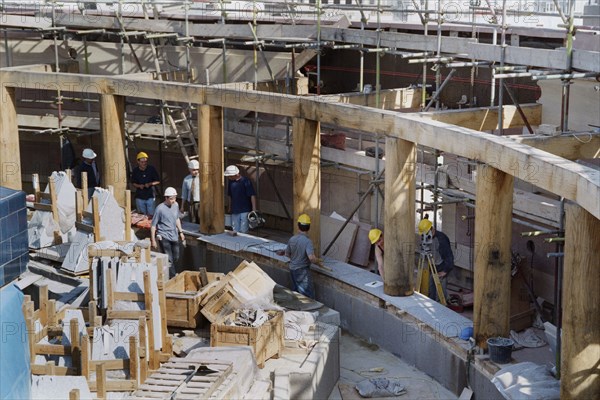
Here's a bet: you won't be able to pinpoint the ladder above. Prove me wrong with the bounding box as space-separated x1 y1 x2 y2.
123 0 199 164
164 106 198 164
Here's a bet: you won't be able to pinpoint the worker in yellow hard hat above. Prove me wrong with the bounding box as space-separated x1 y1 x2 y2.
368 228 385 279
276 213 317 298
130 151 160 216
418 215 454 303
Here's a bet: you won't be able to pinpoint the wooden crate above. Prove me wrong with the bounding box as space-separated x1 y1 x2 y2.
210 310 284 368
200 260 276 323
165 270 224 328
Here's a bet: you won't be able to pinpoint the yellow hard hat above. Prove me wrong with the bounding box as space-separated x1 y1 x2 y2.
136 151 149 160
368 229 382 245
418 218 433 235
297 214 311 225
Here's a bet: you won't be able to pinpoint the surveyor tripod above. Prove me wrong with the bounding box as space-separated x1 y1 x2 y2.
415 248 447 306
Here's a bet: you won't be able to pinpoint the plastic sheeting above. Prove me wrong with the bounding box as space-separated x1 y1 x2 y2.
0 284 31 400
492 362 560 400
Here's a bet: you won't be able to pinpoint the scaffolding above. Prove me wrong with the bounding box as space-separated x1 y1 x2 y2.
2 0 598 225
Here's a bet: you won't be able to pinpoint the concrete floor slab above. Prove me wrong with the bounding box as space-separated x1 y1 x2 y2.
329 332 458 400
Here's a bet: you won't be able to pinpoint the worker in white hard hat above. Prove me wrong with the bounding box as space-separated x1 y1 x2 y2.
368 228 385 279
276 214 317 298
130 151 160 216
77 148 100 199
418 215 454 303
181 159 201 224
151 187 185 278
224 165 257 233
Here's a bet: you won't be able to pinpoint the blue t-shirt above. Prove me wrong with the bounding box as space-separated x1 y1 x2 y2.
285 232 315 270
151 201 180 241
227 176 256 214
131 165 160 200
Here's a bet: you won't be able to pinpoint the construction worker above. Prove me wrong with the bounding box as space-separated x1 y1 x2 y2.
77 148 100 199
151 187 185 278
418 217 454 303
368 228 384 279
130 151 160 216
224 165 257 234
181 159 200 224
277 214 317 298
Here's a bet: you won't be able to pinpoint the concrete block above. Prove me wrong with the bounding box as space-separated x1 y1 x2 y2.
273 370 290 400
331 290 353 330
186 346 259 399
351 300 384 345
276 323 340 400
381 311 405 355
243 379 272 400
316 306 341 327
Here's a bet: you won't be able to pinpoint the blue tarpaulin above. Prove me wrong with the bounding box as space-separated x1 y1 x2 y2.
0 284 31 399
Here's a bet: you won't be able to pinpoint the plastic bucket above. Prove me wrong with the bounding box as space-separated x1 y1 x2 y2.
487 337 514 364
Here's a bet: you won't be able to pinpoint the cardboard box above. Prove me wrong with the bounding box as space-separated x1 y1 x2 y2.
210 310 283 368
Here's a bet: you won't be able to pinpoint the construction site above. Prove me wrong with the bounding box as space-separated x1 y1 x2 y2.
0 0 599 399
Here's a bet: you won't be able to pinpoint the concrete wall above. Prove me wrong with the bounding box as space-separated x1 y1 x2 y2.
200 245 504 399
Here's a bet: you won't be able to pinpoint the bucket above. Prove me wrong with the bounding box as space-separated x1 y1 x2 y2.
487 337 514 364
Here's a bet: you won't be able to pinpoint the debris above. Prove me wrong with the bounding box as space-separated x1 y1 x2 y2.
355 378 406 397
510 328 547 349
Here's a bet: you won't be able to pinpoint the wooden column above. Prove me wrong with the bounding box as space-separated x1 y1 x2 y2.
292 118 321 254
99 94 126 206
199 105 224 234
0 85 22 190
383 137 416 296
561 203 600 399
473 165 514 348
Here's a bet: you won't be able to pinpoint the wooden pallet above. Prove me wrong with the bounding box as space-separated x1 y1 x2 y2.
129 358 233 399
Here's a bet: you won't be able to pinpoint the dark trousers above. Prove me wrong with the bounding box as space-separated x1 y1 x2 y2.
428 271 449 303
158 238 180 278
188 202 200 224
290 267 314 298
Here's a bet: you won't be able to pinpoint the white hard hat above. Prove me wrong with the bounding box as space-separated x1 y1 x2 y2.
224 165 240 176
164 187 177 197
188 160 199 170
82 148 97 159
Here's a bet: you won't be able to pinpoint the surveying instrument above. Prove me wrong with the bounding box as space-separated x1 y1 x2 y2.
415 232 447 306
